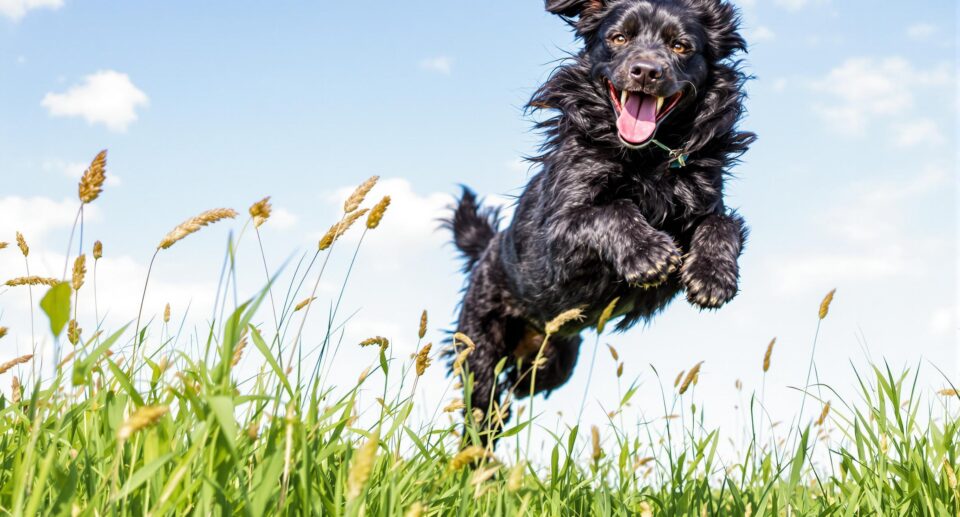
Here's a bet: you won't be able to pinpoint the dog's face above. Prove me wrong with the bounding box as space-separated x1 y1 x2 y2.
546 0 744 149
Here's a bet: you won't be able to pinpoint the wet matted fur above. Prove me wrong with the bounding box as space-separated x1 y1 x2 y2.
445 0 755 436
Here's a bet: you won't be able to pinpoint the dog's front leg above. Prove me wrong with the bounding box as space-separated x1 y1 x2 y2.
548 199 682 286
681 211 747 309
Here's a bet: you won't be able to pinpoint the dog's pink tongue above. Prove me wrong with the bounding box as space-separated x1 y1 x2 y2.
617 93 657 144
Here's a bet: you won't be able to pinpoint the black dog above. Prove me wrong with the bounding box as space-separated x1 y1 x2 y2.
446 0 754 431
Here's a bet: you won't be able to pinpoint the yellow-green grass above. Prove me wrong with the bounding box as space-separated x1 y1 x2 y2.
0 153 957 516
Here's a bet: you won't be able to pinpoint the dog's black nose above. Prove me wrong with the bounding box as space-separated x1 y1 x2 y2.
629 61 664 82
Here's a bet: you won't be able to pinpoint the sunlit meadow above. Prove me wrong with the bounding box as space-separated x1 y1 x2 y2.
0 151 957 516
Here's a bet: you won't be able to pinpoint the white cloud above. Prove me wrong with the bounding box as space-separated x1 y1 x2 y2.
810 57 953 139
772 78 788 92
906 23 937 40
774 0 826 11
41 70 149 132
0 196 93 248
418 56 453 75
764 165 951 293
892 118 946 148
0 0 61 21
42 158 122 186
268 207 298 230
747 26 776 43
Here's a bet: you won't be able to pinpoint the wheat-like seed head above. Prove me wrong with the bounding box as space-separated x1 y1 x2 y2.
815 402 831 426
591 425 602 461
92 240 103 260
418 310 428 339
452 348 474 377
318 208 368 251
415 343 432 377
249 196 272 228
294 297 316 312
443 399 465 413
944 459 958 490
819 288 836 320
0 242 7 250
607 344 619 361
15 232 28 257
359 336 389 351
366 196 391 229
450 445 488 470
347 431 379 500
404 502 424 517
5 276 60 287
674 370 685 388
639 501 653 517
507 462 525 492
596 297 620 334
735 379 743 390
0 354 34 374
344 176 379 213
678 362 703 395
763 337 776 372
72 254 86 291
0 327 7 339
452 332 476 351
68 319 81 346
117 405 169 440
78 150 107 204
616 362 624 378
545 307 585 335
164 303 171 323
158 208 238 250
231 335 247 367
11 376 20 404
57 350 77 369
938 389 958 397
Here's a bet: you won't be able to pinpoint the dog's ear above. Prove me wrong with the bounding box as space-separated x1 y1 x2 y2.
545 0 605 18
694 0 747 58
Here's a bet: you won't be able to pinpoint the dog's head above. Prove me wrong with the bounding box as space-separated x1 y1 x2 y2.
544 0 746 149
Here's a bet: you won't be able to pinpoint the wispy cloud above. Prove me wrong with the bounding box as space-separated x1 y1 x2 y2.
906 23 938 40
0 0 62 21
41 70 149 132
809 57 953 144
418 56 453 75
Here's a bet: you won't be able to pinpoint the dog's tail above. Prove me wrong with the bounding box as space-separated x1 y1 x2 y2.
443 187 501 272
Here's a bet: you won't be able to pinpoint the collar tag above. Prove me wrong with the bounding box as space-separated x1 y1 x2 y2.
650 139 689 169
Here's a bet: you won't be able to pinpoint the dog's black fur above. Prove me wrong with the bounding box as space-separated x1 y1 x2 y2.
445 0 754 432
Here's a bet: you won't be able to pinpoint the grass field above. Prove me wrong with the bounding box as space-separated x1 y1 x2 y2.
0 153 957 516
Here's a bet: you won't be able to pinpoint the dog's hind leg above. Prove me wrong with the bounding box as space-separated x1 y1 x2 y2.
509 332 582 400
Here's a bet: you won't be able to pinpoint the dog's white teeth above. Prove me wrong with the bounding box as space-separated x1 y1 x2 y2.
621 90 629 107
656 96 664 112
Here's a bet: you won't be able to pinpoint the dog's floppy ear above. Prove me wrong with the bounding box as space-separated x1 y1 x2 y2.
545 0 604 18
694 0 747 58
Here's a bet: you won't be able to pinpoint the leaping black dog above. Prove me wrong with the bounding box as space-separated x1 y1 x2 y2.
446 0 754 431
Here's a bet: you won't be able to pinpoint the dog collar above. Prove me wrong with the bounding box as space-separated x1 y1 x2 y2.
650 139 689 169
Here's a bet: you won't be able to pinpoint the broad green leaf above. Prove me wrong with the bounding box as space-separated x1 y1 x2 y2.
39 282 71 337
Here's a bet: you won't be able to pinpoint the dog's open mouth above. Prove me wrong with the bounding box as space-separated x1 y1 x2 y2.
607 80 683 147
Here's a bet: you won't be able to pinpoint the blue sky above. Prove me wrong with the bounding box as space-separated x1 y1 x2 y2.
0 0 956 455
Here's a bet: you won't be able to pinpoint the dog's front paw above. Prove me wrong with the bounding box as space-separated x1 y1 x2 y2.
616 232 682 287
681 251 739 309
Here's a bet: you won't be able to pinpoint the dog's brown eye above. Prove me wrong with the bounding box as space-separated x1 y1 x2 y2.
610 34 627 45
671 41 690 54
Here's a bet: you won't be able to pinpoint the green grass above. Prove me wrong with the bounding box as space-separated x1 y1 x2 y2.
0 172 958 516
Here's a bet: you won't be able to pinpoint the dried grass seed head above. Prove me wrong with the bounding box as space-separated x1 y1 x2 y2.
78 150 107 204
344 176 379 213
158 208 238 250
366 195 391 229
249 196 272 228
